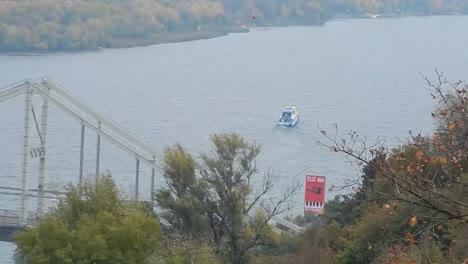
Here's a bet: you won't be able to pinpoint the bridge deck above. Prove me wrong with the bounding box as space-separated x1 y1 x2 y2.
0 209 37 228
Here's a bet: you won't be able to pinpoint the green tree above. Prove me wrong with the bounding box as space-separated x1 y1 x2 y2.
154 144 210 235
292 224 338 264
155 133 300 264
15 175 163 264
150 234 222 264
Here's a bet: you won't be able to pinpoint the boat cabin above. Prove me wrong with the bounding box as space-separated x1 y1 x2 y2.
280 106 297 122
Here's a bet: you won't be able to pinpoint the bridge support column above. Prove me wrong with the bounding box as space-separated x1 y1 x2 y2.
135 159 140 201
79 124 85 195
37 99 49 217
20 85 32 226
95 122 101 184
150 158 155 208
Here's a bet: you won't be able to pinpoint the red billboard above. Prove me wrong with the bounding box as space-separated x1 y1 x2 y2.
304 175 326 215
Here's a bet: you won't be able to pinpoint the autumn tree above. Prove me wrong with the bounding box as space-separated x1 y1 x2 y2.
316 70 468 263
150 233 222 264
0 0 330 52
155 133 300 264
15 175 163 264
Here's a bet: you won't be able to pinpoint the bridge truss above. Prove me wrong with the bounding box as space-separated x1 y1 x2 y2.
0 77 161 226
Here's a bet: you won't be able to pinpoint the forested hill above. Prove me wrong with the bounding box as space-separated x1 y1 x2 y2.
330 0 468 16
0 0 329 52
0 0 467 52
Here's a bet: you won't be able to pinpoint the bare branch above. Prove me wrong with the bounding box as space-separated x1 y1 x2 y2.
244 171 279 214
316 118 468 223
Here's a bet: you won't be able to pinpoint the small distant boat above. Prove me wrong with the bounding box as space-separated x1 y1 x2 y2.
365 13 380 19
278 105 299 127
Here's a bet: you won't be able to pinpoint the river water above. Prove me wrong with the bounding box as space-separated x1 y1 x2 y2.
1 15 468 262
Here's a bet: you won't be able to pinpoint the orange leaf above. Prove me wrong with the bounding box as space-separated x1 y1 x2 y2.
406 261 417 264
426 156 436 165
415 150 424 159
448 122 457 130
409 216 418 227
406 233 415 244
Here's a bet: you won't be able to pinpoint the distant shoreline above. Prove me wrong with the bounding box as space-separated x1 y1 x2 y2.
1 27 250 56
108 26 250 49
333 12 466 20
1 14 465 55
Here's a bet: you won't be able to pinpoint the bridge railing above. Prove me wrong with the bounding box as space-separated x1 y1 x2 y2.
0 209 37 228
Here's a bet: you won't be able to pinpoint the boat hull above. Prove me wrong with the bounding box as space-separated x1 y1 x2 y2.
278 117 299 127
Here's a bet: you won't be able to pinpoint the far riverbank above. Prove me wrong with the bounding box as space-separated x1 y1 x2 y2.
2 13 466 55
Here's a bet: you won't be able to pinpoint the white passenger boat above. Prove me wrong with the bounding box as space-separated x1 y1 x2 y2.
278 105 299 127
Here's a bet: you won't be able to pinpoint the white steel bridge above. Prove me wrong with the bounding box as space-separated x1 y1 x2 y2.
0 78 303 241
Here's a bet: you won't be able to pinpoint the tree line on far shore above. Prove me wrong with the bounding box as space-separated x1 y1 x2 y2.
0 0 467 52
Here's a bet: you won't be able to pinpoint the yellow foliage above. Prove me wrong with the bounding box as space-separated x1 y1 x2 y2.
439 157 447 165
448 121 457 130
408 216 418 227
